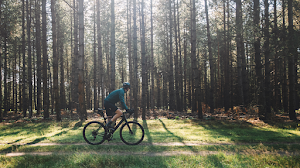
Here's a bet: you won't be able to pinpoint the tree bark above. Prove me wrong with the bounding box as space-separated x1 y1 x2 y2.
78 0 86 120
150 0 155 111
93 1 97 111
22 0 27 117
58 13 66 110
205 0 214 113
110 0 115 92
72 0 79 114
0 0 2 122
133 0 138 118
42 0 49 119
254 0 265 118
288 0 297 120
97 0 104 108
27 0 33 118
169 0 175 111
36 0 42 116
264 0 271 120
236 0 244 106
223 0 230 112
141 0 147 120
51 0 60 121
174 0 180 112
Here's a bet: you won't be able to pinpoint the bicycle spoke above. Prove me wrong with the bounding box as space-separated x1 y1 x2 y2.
120 121 144 145
83 121 106 145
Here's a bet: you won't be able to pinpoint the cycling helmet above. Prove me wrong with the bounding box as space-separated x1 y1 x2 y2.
123 82 131 89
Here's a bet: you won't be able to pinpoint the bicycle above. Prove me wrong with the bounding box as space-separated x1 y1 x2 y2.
83 108 144 145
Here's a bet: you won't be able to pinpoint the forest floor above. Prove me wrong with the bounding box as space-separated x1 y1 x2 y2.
1 111 300 167
2 105 300 124
1 107 300 157
3 142 300 157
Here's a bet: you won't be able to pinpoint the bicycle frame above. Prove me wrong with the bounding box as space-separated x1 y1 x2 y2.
97 108 133 134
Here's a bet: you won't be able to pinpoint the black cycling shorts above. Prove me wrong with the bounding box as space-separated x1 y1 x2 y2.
104 101 118 117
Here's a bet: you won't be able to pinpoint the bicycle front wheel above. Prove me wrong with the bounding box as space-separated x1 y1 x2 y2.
83 121 107 145
120 121 144 145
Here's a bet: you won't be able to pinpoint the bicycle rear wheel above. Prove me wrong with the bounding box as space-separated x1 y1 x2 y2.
120 121 144 145
83 121 107 145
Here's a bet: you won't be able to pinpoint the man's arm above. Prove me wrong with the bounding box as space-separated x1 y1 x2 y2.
119 90 129 110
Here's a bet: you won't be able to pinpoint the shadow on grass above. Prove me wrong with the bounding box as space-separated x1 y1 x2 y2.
142 120 153 145
190 120 300 143
158 119 199 154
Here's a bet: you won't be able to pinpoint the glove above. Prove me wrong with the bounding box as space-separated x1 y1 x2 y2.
126 109 133 114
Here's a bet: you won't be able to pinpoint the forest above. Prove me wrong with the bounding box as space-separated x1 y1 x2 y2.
0 0 299 122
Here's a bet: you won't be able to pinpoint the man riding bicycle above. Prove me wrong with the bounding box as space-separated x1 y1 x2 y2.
104 82 131 130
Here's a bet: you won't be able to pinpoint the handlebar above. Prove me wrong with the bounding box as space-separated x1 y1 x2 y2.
125 109 134 118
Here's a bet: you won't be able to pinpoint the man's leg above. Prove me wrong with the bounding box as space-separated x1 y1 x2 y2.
106 109 123 129
111 109 123 122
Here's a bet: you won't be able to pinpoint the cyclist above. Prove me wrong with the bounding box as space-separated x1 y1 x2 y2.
104 82 131 130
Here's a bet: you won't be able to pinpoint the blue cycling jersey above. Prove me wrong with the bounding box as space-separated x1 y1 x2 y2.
104 88 128 110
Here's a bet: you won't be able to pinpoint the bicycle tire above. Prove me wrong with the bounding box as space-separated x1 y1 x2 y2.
83 121 107 145
120 121 144 145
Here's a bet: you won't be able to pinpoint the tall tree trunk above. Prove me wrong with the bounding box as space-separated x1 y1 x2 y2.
27 0 33 118
191 0 199 116
22 0 27 117
174 0 180 112
51 0 60 121
93 1 97 111
150 0 155 111
78 0 86 120
110 0 115 92
236 0 244 106
42 0 49 119
86 63 91 110
4 34 8 116
205 0 214 113
141 0 147 120
36 0 42 116
97 0 103 108
264 0 272 120
177 0 183 112
288 0 297 120
169 0 175 111
254 0 265 118
127 0 133 109
13 40 17 113
223 0 230 111
157 70 161 109
133 0 138 118
281 0 288 113
262 0 273 118
273 0 280 112
72 0 79 114
0 0 2 122
183 25 187 111
58 13 66 110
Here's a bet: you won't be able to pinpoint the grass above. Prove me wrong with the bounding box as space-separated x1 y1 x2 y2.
1 153 300 168
1 118 300 167
1 118 299 144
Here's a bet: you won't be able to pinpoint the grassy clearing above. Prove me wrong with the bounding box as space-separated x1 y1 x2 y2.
1 143 300 154
1 153 299 168
1 118 300 167
1 119 299 145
